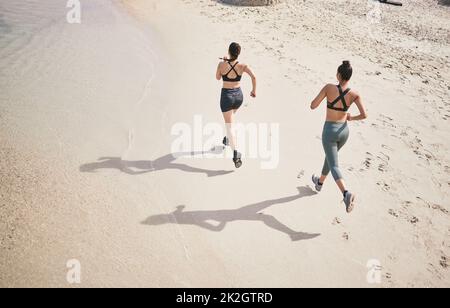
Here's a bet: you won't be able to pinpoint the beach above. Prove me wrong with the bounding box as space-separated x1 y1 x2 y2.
1 0 449 287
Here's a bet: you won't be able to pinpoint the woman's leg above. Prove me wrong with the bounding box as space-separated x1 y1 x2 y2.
223 111 236 151
320 140 347 186
320 160 330 184
326 143 348 193
224 89 243 152
320 124 355 211
335 179 347 194
334 125 350 193
322 133 348 194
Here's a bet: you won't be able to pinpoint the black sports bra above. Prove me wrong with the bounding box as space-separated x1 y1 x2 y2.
327 85 351 112
222 61 242 82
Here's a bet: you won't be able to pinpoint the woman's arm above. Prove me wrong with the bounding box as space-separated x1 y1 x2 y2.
244 65 257 97
216 62 222 81
347 93 368 121
310 85 328 110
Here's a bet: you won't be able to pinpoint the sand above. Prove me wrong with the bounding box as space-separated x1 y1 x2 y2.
1 0 449 287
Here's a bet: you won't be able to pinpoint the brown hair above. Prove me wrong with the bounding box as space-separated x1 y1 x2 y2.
228 42 241 61
338 61 353 81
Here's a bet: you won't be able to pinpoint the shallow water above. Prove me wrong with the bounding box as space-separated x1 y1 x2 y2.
0 0 168 162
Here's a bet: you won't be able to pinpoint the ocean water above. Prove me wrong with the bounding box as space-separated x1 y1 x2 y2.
0 0 168 162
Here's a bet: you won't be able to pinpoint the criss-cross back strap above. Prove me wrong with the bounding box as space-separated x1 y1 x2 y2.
329 85 351 111
224 61 239 78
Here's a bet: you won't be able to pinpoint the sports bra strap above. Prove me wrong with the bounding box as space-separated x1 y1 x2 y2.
222 61 242 82
328 85 351 111
225 61 239 77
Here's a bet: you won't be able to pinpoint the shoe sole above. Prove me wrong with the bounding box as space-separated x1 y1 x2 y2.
346 195 356 213
312 175 322 192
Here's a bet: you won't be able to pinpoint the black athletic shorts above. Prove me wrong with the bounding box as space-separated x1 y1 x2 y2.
220 88 244 113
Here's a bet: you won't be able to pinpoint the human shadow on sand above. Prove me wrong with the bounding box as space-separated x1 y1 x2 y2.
79 147 233 177
142 186 321 242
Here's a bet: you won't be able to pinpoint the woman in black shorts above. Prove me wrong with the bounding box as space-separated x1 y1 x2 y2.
216 42 257 168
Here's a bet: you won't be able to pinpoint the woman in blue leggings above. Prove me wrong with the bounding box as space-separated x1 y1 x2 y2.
310 61 367 213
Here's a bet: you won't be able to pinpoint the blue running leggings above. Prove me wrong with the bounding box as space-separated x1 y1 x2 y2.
321 121 350 181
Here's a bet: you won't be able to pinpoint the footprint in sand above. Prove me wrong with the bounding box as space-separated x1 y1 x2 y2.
416 196 449 216
364 157 372 169
342 232 349 241
400 130 409 137
332 217 341 225
361 152 373 171
388 209 399 218
401 201 413 210
440 255 448 269
377 152 390 173
388 207 419 225
378 152 390 161
445 166 450 175
378 164 387 173
383 272 394 286
388 252 398 262
379 114 394 122
382 144 394 152
377 181 391 192
409 216 419 224
427 263 445 281
377 115 396 129
431 204 449 215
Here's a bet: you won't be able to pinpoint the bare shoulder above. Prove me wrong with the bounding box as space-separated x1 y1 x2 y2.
350 88 360 99
239 62 248 70
218 61 229 73
324 83 335 92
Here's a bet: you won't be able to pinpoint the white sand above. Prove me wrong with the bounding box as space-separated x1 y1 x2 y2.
1 0 449 287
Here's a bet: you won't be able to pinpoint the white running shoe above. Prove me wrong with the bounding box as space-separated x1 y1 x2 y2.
312 174 323 192
344 192 356 213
